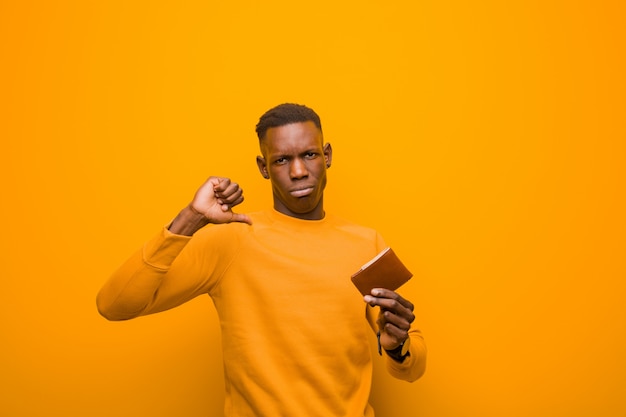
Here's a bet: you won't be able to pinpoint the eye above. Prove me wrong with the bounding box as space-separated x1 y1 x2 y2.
273 157 287 165
304 152 317 159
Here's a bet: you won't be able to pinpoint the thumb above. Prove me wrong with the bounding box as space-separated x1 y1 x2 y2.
230 212 253 225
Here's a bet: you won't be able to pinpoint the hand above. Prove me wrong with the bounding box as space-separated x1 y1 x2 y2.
190 176 251 225
364 288 415 351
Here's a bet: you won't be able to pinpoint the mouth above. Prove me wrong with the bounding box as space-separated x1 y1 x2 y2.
290 187 314 198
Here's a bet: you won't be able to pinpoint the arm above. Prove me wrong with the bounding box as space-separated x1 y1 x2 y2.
96 176 251 321
365 288 427 382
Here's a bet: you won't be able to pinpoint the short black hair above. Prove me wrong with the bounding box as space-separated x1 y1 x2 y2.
255 103 322 140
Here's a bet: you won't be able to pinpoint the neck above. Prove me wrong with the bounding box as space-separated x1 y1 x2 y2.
273 198 325 221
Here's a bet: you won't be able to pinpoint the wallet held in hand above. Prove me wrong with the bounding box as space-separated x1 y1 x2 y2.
351 247 413 296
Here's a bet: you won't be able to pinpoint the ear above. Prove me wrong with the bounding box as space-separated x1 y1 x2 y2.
256 155 269 179
323 143 333 169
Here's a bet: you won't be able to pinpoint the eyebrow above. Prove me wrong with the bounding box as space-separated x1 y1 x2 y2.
270 147 320 158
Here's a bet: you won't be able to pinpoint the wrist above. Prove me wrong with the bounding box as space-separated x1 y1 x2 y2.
168 205 211 236
378 332 411 363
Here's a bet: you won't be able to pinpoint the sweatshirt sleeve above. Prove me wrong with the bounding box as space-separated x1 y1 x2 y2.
97 222 243 321
96 227 195 321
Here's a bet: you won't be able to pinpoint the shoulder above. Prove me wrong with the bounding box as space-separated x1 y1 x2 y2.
325 213 383 242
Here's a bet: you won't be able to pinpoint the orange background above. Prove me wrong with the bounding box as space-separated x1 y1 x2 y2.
2 1 625 416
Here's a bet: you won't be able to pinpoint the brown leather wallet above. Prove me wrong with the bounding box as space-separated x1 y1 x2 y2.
351 247 413 296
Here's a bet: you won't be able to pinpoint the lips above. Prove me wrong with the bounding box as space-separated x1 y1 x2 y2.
290 187 314 197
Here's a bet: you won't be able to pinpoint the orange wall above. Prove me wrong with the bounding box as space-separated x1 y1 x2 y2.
2 1 625 416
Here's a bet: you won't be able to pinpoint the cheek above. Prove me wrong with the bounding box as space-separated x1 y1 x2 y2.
269 171 289 189
315 164 329 179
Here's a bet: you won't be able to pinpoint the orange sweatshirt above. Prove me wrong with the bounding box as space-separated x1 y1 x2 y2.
97 209 426 416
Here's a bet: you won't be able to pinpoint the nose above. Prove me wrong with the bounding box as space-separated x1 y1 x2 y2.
290 158 308 179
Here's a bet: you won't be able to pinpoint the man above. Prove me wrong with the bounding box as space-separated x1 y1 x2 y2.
97 103 426 416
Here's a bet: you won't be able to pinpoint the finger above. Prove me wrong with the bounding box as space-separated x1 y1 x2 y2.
381 309 414 329
365 296 415 323
377 316 409 345
364 292 408 311
370 288 414 311
212 177 231 193
218 195 245 213
217 181 240 197
230 212 253 225
218 186 243 205
382 322 410 342
208 176 224 190
376 306 413 330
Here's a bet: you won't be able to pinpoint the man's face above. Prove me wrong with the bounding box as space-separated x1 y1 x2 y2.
256 121 332 220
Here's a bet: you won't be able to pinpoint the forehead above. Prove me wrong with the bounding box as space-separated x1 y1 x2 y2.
261 121 323 155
